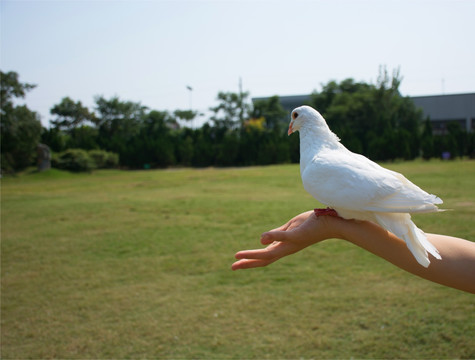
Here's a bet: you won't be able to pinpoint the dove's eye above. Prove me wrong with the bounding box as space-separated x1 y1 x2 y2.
292 112 298 120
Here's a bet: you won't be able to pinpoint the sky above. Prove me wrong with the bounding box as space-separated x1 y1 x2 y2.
1 0 474 127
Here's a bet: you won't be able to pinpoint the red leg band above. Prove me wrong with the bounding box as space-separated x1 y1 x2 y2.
314 207 339 217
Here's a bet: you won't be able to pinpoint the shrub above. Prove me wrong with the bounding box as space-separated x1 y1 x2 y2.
88 149 119 169
52 149 119 172
52 149 95 172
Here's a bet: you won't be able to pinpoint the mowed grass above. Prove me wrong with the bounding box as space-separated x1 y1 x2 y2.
1 160 474 359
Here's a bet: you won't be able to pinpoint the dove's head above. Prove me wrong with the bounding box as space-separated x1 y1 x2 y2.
288 106 326 135
288 105 340 143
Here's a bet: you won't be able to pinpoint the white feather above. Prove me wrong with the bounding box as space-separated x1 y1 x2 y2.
290 105 443 267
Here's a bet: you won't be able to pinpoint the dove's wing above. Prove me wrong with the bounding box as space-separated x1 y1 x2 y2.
365 166 442 212
302 149 441 213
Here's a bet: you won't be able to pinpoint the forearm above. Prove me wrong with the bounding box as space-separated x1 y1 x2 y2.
335 218 475 294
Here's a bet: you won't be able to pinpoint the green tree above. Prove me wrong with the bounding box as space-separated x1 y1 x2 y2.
309 79 372 116
0 71 35 111
252 95 287 130
1 71 42 173
127 110 176 168
210 91 251 129
192 124 216 166
446 122 467 158
94 96 147 131
420 118 434 159
50 97 96 132
175 132 194 166
67 126 99 150
216 130 239 166
174 109 198 128
41 127 69 152
307 67 423 161
94 96 147 166
308 81 339 114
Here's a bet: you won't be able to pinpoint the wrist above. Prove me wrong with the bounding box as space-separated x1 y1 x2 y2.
316 214 349 241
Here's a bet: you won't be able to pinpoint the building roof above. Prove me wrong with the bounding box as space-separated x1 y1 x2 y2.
411 93 475 121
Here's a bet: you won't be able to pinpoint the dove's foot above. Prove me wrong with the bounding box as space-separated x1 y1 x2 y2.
314 207 340 218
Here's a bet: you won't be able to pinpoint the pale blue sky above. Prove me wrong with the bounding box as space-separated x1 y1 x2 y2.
2 0 474 127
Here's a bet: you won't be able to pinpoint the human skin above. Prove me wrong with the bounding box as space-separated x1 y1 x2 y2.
232 211 475 294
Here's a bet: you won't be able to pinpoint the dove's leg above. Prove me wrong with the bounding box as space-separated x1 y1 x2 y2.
314 207 340 217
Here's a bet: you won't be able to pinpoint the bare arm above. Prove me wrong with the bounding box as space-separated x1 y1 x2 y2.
232 211 475 294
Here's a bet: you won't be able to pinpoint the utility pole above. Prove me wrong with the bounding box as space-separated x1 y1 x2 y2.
186 85 193 128
238 77 244 125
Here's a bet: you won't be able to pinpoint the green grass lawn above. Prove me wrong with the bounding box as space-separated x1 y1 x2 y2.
1 160 474 359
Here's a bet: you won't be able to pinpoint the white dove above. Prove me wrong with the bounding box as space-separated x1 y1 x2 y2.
288 105 443 267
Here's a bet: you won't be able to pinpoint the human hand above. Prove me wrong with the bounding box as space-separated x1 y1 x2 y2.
232 209 475 293
232 210 342 270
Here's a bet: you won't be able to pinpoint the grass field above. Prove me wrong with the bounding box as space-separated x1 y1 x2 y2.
1 160 474 359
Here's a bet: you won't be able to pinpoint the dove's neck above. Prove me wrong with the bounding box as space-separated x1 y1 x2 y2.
299 125 341 171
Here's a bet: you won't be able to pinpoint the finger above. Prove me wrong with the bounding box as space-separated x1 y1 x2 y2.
234 248 276 261
231 258 275 270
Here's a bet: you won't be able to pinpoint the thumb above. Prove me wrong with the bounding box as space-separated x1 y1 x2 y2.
261 230 290 245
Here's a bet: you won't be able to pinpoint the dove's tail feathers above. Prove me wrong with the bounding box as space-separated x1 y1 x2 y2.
410 225 441 261
366 194 443 214
374 213 441 268
432 195 444 205
366 204 443 214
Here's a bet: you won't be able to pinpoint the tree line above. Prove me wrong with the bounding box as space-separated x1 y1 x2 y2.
1 69 473 173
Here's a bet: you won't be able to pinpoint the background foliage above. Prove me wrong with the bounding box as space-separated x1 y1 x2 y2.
1 69 474 173
1 71 42 173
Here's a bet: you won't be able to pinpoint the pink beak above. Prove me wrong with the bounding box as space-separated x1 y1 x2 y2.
287 121 293 136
